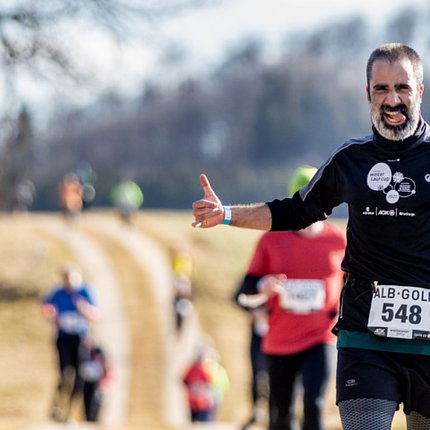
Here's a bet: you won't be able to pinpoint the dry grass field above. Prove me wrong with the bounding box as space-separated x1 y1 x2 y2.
0 210 406 430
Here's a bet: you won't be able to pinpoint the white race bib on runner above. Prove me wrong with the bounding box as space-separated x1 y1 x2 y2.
279 279 325 314
58 311 88 334
368 284 430 340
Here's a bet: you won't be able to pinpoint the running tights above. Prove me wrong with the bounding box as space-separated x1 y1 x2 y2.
339 398 430 430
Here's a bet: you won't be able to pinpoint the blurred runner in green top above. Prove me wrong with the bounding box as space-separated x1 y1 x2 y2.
110 180 144 224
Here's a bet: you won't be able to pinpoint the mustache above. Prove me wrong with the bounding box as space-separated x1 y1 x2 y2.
380 104 408 114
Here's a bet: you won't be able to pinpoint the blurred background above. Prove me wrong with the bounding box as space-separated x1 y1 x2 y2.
1 0 428 213
1 2 428 429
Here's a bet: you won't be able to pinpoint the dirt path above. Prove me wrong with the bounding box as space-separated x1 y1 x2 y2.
79 215 190 428
25 213 236 430
73 215 232 429
31 214 131 428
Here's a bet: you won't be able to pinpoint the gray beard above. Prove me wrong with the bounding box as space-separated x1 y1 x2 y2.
371 105 420 141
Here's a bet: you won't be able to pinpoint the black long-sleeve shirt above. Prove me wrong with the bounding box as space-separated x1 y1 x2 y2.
267 120 430 353
268 119 430 287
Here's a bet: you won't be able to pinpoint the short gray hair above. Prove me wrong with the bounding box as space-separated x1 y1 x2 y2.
366 43 423 87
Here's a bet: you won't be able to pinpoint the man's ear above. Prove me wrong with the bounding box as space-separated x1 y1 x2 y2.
419 83 425 100
366 85 371 102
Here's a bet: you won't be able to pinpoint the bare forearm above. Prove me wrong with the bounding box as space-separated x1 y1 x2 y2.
192 174 272 230
229 203 272 230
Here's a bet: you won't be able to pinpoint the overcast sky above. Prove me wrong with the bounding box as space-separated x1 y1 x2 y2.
80 0 426 89
159 0 416 63
14 0 426 125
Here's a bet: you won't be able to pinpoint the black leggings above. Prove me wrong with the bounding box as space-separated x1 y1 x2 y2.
250 330 268 403
56 335 85 396
267 343 335 430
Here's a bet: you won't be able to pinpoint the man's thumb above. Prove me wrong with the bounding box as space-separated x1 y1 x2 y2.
199 174 215 197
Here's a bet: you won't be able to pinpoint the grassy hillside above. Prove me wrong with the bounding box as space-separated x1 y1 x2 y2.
0 210 405 429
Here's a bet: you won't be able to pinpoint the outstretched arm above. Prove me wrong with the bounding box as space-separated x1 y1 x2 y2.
191 174 272 231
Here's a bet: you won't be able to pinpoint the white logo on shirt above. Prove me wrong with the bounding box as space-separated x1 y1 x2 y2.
367 163 416 205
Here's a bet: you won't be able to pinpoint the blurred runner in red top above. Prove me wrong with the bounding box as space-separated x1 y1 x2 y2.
237 165 346 430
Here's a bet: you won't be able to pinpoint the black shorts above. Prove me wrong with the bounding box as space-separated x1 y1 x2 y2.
336 347 430 417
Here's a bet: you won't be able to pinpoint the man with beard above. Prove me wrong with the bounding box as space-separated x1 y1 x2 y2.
192 43 430 430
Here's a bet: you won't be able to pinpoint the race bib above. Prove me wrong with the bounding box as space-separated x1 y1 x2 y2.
279 279 325 314
368 285 430 340
58 311 88 334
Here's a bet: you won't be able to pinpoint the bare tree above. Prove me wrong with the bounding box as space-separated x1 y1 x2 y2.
0 0 220 106
0 0 221 209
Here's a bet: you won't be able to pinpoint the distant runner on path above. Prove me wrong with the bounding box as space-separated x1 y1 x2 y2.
41 263 100 423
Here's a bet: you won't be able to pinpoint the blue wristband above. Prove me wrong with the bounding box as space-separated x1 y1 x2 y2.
223 206 232 225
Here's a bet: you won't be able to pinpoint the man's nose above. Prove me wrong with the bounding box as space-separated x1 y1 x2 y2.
385 90 402 106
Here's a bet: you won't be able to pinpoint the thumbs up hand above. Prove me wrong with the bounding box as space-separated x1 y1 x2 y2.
192 174 224 228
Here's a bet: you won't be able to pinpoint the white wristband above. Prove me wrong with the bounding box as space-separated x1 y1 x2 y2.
223 206 232 225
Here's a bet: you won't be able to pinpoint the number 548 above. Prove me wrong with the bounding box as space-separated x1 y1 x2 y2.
381 303 422 324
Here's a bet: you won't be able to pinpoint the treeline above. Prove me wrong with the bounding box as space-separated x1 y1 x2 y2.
25 7 430 210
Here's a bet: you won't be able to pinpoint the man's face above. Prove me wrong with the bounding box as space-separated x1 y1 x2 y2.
62 270 82 290
367 58 424 140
